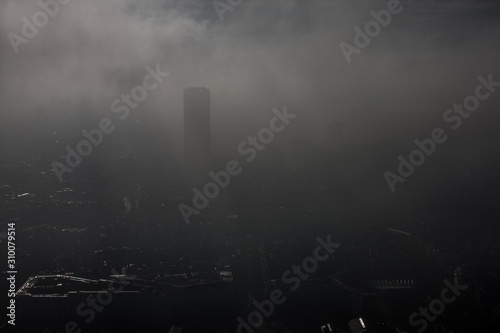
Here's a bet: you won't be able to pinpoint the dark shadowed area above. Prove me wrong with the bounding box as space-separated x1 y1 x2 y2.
1 1 500 332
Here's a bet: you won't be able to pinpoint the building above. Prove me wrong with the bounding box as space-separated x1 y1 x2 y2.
348 317 371 333
369 279 416 306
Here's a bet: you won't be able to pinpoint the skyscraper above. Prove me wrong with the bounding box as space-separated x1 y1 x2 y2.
183 87 211 174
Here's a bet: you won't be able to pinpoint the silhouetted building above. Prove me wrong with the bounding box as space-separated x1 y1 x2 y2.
369 279 416 306
348 317 373 333
184 87 211 175
233 236 267 302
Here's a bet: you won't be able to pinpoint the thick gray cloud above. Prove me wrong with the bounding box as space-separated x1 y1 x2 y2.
1 0 499 159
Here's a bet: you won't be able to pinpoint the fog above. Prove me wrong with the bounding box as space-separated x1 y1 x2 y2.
1 0 500 165
3 2 500 331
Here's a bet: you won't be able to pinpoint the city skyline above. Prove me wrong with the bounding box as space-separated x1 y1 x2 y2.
1 1 500 332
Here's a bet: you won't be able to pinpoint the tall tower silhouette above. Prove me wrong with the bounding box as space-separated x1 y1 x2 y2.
183 87 211 176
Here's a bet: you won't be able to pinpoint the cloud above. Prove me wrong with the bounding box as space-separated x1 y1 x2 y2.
1 0 499 157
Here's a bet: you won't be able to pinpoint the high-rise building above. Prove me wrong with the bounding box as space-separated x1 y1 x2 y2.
183 87 211 173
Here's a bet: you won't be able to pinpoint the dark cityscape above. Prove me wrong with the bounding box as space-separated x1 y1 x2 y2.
1 1 500 333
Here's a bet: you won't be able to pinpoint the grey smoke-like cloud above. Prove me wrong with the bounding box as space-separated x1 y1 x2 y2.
1 0 499 158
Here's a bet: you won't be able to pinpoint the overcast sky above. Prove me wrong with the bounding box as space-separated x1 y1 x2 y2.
1 0 500 159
